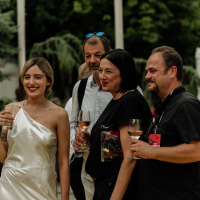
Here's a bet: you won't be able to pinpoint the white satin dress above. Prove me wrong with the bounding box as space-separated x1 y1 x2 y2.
0 103 58 200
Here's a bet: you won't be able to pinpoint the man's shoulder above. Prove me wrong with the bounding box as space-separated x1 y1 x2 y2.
170 91 200 114
73 76 92 91
176 91 200 105
73 80 81 91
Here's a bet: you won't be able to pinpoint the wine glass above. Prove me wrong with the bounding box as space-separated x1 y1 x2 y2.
127 119 143 159
3 104 14 130
77 110 91 151
1 105 14 142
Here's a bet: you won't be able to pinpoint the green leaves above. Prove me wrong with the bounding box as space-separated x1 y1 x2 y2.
0 0 18 58
183 66 200 96
103 14 111 21
0 71 11 82
6 0 200 100
123 0 200 66
0 0 10 10
0 0 17 83
29 33 84 99
73 0 92 14
30 33 83 83
0 96 13 111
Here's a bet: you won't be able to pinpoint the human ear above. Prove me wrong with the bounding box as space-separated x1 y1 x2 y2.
170 66 177 78
47 82 50 86
46 76 53 86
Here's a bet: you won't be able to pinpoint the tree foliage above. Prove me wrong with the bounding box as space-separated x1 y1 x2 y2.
9 0 200 66
0 0 18 58
10 0 115 57
124 0 200 66
8 0 200 100
0 0 18 82
29 33 84 99
0 71 11 82
182 66 200 96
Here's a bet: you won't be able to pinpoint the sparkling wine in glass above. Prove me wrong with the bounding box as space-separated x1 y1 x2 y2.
128 119 143 159
1 105 14 142
77 121 90 131
3 104 14 130
77 110 91 151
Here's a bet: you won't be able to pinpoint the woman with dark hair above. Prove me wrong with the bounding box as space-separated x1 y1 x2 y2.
0 58 70 200
84 49 152 199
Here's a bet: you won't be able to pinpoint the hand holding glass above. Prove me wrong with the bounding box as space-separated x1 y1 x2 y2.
128 119 142 159
76 110 91 151
3 105 14 130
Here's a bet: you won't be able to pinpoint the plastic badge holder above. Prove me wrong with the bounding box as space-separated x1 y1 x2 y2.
100 129 123 162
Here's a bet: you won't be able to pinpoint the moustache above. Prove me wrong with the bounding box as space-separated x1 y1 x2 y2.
147 79 155 83
90 64 99 69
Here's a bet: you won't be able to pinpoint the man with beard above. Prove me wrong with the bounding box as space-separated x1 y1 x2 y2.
131 46 200 200
70 32 113 200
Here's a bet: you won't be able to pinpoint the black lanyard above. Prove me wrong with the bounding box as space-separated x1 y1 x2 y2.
147 90 174 136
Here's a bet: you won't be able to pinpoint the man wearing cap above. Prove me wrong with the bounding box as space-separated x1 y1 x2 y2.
131 46 200 200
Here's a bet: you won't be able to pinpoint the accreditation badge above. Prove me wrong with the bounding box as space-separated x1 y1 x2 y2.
148 134 161 147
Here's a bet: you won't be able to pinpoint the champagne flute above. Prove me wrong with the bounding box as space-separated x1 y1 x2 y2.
127 119 143 159
3 105 14 130
1 105 14 142
77 110 91 151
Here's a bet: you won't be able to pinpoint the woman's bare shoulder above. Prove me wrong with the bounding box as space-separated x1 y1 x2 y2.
7 102 18 107
48 101 69 119
8 101 24 117
9 101 25 107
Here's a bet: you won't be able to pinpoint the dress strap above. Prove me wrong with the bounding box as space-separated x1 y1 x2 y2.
17 101 25 108
17 102 22 108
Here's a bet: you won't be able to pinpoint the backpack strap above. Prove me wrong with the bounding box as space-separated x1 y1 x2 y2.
78 78 88 110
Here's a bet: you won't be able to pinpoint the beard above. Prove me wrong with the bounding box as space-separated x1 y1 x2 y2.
148 82 160 95
90 63 99 69
90 63 99 77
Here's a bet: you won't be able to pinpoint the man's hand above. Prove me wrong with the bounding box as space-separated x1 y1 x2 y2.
73 129 91 151
130 139 155 159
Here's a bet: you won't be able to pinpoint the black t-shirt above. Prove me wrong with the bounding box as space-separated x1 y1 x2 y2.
136 86 200 200
85 90 152 184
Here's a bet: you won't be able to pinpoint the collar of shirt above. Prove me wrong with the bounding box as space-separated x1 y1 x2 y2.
154 85 186 115
88 74 98 87
88 75 103 92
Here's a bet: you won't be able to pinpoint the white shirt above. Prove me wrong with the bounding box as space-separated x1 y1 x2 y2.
64 97 73 160
70 75 112 180
65 97 72 121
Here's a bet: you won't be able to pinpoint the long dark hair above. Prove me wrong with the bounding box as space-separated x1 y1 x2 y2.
101 49 139 93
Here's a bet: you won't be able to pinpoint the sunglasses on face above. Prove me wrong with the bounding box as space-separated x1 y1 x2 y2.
85 32 106 38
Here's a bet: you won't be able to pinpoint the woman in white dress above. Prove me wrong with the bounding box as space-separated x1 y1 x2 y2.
0 57 70 200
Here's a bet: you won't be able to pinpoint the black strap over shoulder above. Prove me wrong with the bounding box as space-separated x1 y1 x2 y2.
78 78 88 110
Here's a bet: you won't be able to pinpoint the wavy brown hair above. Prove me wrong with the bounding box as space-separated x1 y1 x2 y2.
20 57 54 98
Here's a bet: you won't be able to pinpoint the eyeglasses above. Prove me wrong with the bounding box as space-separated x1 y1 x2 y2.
85 32 106 38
